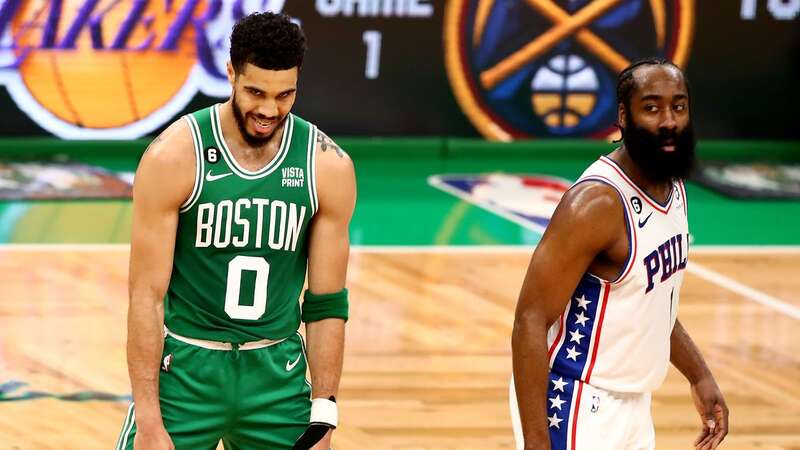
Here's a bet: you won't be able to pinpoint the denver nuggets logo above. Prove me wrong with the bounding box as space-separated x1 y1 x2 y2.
444 0 695 141
0 0 287 139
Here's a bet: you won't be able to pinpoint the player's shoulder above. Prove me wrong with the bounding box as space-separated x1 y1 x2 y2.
537 178 625 253
564 179 621 209
311 127 356 215
138 117 195 169
313 127 354 179
133 119 197 209
554 179 623 225
133 117 196 206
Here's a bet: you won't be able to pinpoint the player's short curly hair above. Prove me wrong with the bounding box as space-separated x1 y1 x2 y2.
230 12 306 74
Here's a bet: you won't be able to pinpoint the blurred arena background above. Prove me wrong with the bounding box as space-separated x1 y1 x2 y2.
0 1 798 449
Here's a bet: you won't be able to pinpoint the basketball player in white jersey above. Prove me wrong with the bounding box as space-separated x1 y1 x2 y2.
511 59 729 450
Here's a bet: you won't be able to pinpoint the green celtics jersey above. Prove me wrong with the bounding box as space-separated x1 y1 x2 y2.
164 104 319 343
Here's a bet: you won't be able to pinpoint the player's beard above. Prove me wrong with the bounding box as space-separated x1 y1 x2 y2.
231 92 285 149
623 113 696 183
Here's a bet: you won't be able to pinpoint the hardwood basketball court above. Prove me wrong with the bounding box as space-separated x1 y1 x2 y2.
0 246 797 449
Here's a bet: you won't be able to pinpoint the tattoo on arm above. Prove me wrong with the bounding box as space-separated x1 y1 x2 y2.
316 130 345 158
143 131 166 155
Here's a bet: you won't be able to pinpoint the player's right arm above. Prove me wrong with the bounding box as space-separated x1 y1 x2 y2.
511 182 623 450
127 119 195 450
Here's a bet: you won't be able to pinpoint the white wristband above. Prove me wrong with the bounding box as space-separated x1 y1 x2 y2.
310 398 338 428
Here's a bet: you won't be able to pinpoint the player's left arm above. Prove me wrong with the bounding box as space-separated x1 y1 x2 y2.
295 131 356 450
670 319 729 450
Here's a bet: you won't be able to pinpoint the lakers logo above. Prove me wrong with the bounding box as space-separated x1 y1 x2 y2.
444 0 695 141
0 0 286 139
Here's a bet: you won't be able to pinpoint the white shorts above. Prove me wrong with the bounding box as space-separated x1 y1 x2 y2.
510 374 655 450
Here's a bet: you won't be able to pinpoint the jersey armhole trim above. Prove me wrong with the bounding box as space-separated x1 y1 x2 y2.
307 125 319 216
679 180 688 217
573 176 637 285
179 114 204 213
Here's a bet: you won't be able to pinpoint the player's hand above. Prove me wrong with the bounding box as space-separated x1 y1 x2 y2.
523 443 551 450
522 431 552 450
691 376 729 450
133 424 175 450
308 428 332 450
294 397 337 450
523 438 551 450
293 424 333 450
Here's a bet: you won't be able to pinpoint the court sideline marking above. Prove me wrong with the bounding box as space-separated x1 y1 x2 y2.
684 263 800 320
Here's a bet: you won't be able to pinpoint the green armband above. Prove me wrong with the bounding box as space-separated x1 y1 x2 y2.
302 288 349 323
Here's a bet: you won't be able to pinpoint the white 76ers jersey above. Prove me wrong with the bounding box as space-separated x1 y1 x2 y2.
546 155 689 393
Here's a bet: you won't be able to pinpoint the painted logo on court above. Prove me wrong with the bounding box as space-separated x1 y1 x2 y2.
428 173 571 233
0 0 287 139
444 0 695 141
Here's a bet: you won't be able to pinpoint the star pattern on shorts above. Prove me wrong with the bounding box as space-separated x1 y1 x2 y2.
549 394 566 410
551 377 567 392
575 294 592 310
568 329 585 344
566 346 582 361
548 412 563 429
574 311 589 327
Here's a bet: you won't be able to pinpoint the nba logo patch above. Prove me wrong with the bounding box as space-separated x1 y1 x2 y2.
428 173 571 233
590 394 600 413
161 354 173 373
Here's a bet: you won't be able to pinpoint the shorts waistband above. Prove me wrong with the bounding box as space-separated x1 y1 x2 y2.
164 327 287 351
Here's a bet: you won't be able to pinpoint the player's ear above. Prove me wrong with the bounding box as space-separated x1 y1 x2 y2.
618 102 627 129
227 61 236 85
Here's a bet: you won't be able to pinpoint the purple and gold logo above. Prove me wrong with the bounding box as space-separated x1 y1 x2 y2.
0 0 287 139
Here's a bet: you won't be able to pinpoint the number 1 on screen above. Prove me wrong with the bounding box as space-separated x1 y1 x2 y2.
363 30 382 79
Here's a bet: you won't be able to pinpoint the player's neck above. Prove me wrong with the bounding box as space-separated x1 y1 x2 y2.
611 147 672 203
218 101 286 166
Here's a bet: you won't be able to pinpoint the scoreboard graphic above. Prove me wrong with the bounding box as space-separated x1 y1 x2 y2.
0 0 797 140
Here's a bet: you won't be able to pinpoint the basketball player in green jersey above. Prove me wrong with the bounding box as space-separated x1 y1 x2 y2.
116 12 355 450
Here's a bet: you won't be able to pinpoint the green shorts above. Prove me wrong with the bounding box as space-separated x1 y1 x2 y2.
115 332 312 450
